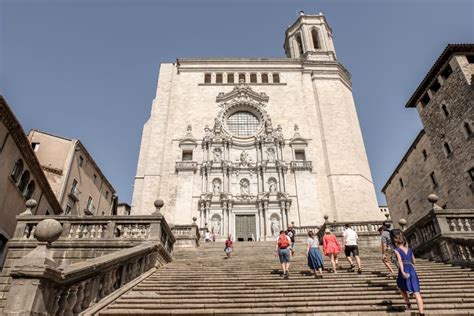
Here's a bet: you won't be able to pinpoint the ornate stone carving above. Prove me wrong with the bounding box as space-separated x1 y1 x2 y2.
212 178 222 194
240 178 250 195
270 214 281 236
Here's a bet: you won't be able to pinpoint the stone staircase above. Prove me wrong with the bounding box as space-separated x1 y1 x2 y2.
97 241 474 315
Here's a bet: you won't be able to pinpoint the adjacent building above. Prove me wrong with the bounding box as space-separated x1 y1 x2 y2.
383 44 474 227
28 130 118 216
132 12 384 241
0 96 62 268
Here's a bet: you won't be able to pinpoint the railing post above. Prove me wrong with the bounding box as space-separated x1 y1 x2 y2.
5 218 63 315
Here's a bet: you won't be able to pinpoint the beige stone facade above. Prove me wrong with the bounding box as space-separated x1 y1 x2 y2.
28 130 117 216
132 12 384 241
0 96 62 268
383 44 474 228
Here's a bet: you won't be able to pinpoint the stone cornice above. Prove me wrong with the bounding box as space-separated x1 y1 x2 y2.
0 96 62 214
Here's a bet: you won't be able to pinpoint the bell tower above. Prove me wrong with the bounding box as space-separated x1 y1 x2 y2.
284 11 337 61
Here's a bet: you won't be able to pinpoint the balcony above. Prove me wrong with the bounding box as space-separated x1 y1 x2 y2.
290 160 312 172
84 203 96 216
175 161 198 173
68 187 81 202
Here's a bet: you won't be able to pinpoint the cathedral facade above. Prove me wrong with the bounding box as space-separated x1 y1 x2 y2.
132 12 384 241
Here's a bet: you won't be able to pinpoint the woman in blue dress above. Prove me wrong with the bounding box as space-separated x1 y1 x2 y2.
391 229 424 315
306 231 324 279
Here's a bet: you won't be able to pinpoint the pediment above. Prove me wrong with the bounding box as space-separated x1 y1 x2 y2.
216 83 269 107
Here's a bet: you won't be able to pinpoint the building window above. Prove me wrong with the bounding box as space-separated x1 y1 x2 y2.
105 191 109 199
93 174 97 183
204 73 211 84
441 103 450 118
430 172 438 188
79 155 84 167
216 73 223 83
31 142 40 152
71 179 78 194
422 149 428 161
295 34 304 56
261 73 269 83
239 73 246 83
440 64 453 80
443 142 452 157
468 167 474 182
45 210 50 215
226 111 260 137
18 170 30 194
182 150 193 161
86 196 93 210
420 93 431 107
227 73 234 84
294 150 306 161
430 80 441 93
405 200 412 214
463 121 473 137
467 55 474 64
399 178 404 189
24 180 35 199
250 73 257 83
311 29 320 49
10 159 24 183
65 204 72 215
272 73 280 83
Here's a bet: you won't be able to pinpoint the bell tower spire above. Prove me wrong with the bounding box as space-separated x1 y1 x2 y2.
284 11 337 61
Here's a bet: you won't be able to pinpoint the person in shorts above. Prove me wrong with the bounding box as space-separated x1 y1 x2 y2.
224 235 233 259
343 224 362 274
379 223 396 278
275 230 292 279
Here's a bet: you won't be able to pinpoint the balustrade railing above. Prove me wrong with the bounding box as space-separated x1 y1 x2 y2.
293 225 320 236
290 160 313 172
172 224 200 248
175 161 198 172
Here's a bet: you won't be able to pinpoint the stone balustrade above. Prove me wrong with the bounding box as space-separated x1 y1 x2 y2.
175 161 198 173
293 225 320 237
403 207 474 266
290 160 313 172
172 224 201 248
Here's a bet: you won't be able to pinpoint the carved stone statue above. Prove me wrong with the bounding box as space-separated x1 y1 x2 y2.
268 178 277 192
211 216 221 235
213 148 222 162
266 147 275 162
240 151 248 167
212 179 221 194
270 217 281 236
240 179 250 195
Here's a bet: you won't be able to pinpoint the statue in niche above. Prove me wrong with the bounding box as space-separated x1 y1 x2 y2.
212 179 221 194
211 216 221 235
270 216 281 236
266 147 275 162
240 179 250 195
268 178 277 193
185 124 193 138
214 118 222 134
204 125 212 139
240 150 249 167
213 148 222 162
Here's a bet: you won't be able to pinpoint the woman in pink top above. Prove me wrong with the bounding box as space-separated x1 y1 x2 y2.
323 228 341 273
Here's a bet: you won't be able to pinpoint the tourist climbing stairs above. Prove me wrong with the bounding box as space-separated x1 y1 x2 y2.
97 241 474 315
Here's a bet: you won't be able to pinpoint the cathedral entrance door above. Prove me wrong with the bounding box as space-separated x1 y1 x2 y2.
235 215 256 242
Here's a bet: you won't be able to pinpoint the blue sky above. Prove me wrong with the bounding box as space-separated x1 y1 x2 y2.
1 0 473 206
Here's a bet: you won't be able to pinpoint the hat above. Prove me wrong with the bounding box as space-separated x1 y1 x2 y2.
324 228 331 234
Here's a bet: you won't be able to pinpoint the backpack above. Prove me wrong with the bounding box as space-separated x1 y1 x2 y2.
225 240 232 248
278 234 290 249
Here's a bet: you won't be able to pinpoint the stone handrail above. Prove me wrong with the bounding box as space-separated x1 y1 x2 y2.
172 224 200 248
293 225 320 236
11 214 175 254
290 160 313 172
318 219 389 237
403 208 474 265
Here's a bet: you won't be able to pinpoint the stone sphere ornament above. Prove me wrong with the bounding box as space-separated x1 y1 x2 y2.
34 219 63 244
154 199 164 209
428 194 439 204
398 218 408 228
25 199 37 209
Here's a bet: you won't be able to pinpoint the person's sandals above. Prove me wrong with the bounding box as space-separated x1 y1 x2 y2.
357 269 362 274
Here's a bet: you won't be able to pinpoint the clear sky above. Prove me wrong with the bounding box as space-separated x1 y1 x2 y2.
1 0 473 206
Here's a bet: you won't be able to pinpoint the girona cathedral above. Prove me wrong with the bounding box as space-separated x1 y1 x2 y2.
131 12 385 241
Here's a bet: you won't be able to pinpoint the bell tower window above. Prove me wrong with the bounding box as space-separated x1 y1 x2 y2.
311 29 320 49
295 34 304 56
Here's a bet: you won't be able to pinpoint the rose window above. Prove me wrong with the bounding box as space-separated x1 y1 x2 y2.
226 111 260 137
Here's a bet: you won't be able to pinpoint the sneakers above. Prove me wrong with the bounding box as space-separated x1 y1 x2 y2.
283 271 289 279
357 268 362 274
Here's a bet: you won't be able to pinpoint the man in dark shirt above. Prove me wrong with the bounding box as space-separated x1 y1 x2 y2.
285 223 296 256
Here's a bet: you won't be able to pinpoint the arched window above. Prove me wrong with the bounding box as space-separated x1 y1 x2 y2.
24 180 35 199
311 29 320 49
10 159 24 183
18 170 30 193
295 35 304 56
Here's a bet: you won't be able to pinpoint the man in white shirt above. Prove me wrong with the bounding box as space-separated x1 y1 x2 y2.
343 224 362 274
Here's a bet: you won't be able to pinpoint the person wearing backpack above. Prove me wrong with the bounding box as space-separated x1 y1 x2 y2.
224 235 233 259
275 230 292 279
